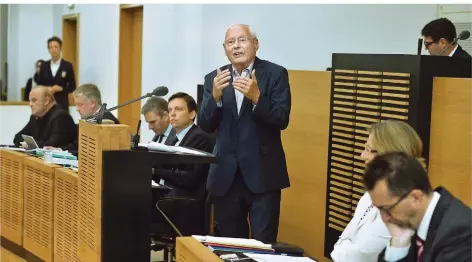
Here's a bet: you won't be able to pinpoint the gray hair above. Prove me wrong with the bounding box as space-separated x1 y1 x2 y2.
225 24 258 39
73 84 102 105
141 96 168 116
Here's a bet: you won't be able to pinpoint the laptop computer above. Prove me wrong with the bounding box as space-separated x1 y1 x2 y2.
21 135 39 150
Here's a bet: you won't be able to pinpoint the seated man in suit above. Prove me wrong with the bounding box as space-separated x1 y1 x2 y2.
44 84 120 154
37 36 76 111
421 18 471 58
152 92 214 235
364 152 471 262
13 86 77 148
141 96 174 144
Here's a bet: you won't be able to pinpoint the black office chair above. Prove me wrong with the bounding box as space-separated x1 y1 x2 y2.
150 196 210 262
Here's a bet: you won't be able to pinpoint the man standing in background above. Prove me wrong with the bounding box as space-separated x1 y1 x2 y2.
38 36 76 111
198 24 292 243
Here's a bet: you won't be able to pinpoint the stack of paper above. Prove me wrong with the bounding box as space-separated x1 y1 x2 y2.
193 235 274 254
139 142 208 156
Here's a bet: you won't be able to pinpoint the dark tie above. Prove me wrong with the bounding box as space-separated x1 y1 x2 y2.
158 135 164 143
170 137 179 146
416 235 424 262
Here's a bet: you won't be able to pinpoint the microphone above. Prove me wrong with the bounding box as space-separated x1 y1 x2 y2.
417 38 423 55
85 86 169 123
438 30 470 56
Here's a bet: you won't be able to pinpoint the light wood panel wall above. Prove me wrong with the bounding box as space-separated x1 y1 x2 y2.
429 77 472 206
279 71 331 262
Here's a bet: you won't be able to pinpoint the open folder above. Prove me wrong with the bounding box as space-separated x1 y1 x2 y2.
138 142 209 156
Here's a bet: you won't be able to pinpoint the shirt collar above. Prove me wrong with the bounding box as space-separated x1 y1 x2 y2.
175 123 194 143
417 191 441 240
51 58 62 65
448 45 459 57
163 123 172 137
232 61 254 78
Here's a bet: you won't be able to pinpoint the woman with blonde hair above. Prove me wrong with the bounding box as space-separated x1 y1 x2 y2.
330 120 425 262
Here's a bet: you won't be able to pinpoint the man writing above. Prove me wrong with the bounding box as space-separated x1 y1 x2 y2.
141 96 175 144
198 24 291 243
421 18 471 58
13 86 76 149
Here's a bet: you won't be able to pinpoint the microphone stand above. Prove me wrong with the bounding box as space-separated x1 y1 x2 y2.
438 38 459 56
86 92 154 123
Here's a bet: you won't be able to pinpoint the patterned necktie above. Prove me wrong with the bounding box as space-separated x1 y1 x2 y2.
416 234 425 262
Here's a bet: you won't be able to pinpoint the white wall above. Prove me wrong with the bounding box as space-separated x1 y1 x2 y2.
5 4 439 141
7 4 56 101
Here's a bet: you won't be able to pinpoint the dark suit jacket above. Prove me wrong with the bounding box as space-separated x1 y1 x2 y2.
23 74 39 101
152 126 176 144
37 59 76 111
62 111 120 156
13 105 77 148
153 124 214 201
198 56 291 196
378 187 471 262
452 45 471 59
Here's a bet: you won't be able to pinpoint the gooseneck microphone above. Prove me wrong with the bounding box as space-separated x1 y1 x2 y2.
438 30 470 56
86 86 169 123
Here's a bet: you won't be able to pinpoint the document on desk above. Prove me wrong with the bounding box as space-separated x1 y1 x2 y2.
139 142 207 156
192 235 272 249
244 253 317 262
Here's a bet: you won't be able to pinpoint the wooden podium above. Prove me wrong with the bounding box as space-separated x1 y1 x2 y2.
76 121 217 262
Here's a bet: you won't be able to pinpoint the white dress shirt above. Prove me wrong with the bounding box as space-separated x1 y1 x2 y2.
384 192 441 261
50 58 62 77
448 45 458 57
331 192 391 262
173 123 193 147
216 62 256 112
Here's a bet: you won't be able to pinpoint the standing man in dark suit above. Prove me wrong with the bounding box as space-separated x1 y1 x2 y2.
141 96 175 144
152 92 214 234
363 152 471 262
421 18 471 59
37 36 76 111
198 24 291 243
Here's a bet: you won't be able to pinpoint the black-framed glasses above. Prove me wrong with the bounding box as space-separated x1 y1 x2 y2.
378 190 411 216
424 40 437 48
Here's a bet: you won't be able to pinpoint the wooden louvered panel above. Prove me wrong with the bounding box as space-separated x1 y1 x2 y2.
54 168 79 262
78 121 131 262
0 150 28 245
23 157 60 262
326 69 412 235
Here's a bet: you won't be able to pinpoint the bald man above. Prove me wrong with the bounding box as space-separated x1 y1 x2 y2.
13 86 77 149
198 24 291 243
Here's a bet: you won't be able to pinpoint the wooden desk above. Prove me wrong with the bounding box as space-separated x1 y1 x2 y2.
0 150 31 246
23 157 61 262
176 237 221 262
54 168 79 262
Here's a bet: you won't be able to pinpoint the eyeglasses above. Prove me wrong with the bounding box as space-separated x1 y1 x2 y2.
377 190 411 216
424 40 437 48
224 37 252 47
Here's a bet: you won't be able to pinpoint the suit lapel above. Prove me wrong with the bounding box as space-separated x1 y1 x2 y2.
237 57 264 119
423 187 453 262
54 60 65 80
222 65 238 119
177 124 196 146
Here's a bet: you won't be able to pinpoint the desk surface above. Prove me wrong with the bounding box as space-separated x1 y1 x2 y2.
176 237 222 261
